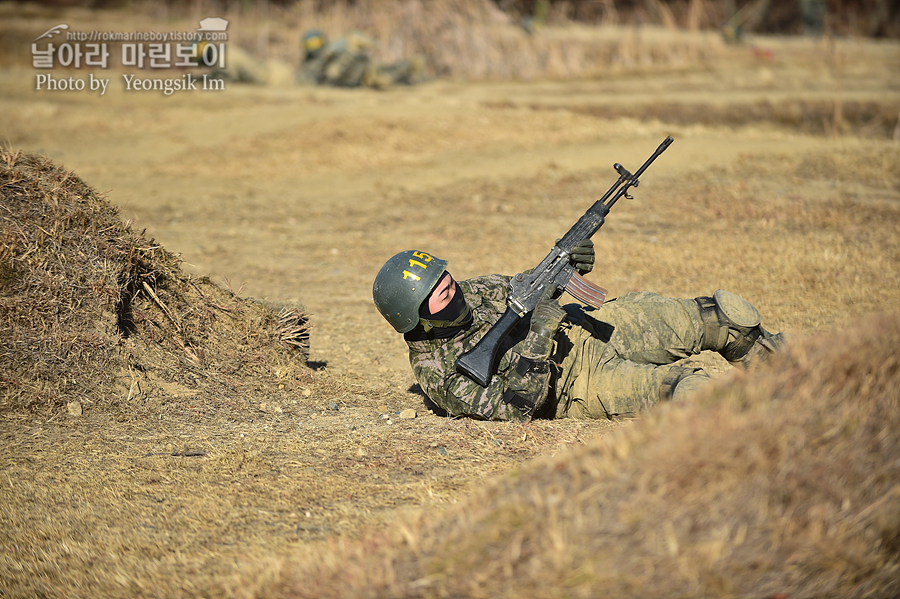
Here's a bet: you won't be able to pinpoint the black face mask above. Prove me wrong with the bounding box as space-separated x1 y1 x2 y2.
404 280 473 341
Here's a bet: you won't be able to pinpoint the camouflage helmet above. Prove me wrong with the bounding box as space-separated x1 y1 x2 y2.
373 250 448 333
302 29 328 60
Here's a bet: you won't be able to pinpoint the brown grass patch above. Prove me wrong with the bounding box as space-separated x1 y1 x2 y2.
253 309 900 599
0 148 311 414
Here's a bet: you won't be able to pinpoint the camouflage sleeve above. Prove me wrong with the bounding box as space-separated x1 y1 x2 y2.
465 273 513 303
438 327 555 422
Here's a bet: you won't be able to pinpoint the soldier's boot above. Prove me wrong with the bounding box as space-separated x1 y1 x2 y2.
696 290 786 369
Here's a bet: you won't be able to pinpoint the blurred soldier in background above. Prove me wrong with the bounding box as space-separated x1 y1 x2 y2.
298 29 426 89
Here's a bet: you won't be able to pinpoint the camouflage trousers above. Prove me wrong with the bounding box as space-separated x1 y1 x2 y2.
552 291 707 419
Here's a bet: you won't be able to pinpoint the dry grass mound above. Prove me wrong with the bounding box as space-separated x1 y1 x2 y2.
260 311 900 599
0 149 310 413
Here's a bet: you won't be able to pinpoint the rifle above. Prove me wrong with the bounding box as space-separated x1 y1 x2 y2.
455 136 674 387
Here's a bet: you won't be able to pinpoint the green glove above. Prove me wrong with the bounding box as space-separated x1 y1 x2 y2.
556 239 594 275
530 284 566 339
569 239 594 275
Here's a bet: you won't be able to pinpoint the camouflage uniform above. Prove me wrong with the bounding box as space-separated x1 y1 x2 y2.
299 33 371 87
407 274 708 422
298 32 426 89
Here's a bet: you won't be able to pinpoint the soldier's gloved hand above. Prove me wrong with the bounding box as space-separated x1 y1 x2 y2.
570 239 594 275
530 284 566 339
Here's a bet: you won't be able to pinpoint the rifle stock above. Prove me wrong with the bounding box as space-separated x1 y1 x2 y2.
455 306 521 387
455 136 674 387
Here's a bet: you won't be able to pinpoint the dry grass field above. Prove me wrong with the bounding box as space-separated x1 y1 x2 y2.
1 1 899 597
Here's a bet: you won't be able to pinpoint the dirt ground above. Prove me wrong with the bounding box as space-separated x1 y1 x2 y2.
1 9 899 597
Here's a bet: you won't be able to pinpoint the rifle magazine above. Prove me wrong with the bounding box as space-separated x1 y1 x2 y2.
565 272 607 309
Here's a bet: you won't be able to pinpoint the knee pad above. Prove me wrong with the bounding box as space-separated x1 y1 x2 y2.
696 290 762 362
672 374 711 401
659 367 710 402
